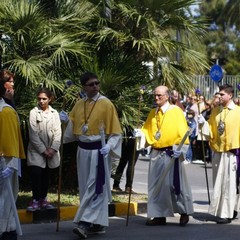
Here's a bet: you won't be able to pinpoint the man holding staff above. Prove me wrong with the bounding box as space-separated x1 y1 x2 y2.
62 72 122 239
135 85 193 226
199 84 240 224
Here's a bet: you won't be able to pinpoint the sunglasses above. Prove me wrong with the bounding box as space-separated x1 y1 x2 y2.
85 81 100 87
37 97 48 101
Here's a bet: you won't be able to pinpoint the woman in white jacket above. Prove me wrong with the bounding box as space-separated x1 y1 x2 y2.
27 87 61 211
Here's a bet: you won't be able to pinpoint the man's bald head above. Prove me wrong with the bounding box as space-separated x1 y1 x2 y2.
154 86 170 107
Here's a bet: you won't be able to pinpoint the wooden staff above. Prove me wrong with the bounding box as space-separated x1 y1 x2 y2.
153 128 192 197
196 94 211 204
126 86 144 226
56 80 73 232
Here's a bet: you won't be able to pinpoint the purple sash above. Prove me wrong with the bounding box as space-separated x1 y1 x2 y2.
78 141 105 199
164 148 181 195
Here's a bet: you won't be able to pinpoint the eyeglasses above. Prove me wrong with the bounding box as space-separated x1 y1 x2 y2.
154 94 166 98
85 81 100 87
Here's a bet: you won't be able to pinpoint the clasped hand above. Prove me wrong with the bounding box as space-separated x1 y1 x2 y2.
133 129 143 138
172 150 181 158
100 144 110 155
59 110 69 122
1 167 14 179
43 148 56 159
198 114 205 124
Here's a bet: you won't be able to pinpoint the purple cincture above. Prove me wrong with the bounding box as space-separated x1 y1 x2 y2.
165 149 180 195
78 141 105 200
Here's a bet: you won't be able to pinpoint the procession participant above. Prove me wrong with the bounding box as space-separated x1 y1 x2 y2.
136 85 193 226
0 81 25 240
62 72 122 239
199 84 240 224
0 69 15 108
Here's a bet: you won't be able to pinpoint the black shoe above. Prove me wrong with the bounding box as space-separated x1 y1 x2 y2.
88 224 105 235
1 231 17 240
146 217 166 226
179 214 189 226
217 218 232 224
73 225 88 239
232 210 238 220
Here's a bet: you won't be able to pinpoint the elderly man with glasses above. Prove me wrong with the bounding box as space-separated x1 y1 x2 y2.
135 85 193 226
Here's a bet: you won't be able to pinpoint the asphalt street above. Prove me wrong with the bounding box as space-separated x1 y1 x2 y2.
18 158 240 240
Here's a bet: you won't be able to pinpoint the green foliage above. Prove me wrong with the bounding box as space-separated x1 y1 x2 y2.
198 0 240 74
0 0 211 191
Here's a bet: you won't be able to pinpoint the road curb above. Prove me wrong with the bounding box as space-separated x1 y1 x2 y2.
18 202 147 224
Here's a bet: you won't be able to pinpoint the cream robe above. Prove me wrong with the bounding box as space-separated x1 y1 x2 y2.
207 101 240 218
63 94 122 226
0 157 19 235
142 102 193 218
0 99 25 235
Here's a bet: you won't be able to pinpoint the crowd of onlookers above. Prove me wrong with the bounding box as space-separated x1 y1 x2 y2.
170 90 229 164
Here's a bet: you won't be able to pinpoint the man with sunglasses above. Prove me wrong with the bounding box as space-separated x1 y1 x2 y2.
62 72 122 239
199 84 240 224
135 85 193 226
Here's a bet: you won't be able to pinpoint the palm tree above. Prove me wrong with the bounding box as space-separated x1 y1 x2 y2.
220 0 240 28
84 0 209 90
0 0 92 116
0 0 209 129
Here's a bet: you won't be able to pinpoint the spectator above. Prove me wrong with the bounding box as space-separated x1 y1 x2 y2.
170 89 185 111
27 87 61 211
185 109 197 164
112 127 141 194
196 100 212 163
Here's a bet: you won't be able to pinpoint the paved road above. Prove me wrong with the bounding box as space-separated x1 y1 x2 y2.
113 156 213 209
19 159 240 240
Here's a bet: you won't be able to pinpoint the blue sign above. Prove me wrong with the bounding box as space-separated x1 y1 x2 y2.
209 64 223 82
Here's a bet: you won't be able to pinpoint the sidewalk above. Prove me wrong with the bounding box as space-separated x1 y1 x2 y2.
18 201 147 224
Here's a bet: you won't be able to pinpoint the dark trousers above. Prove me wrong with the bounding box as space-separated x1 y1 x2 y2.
29 166 50 201
195 140 212 162
113 138 139 188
